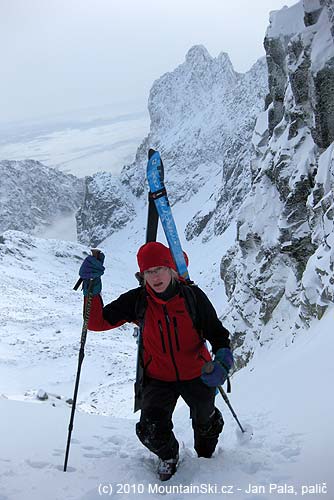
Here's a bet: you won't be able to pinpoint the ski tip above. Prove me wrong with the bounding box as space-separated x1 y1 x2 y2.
148 148 157 159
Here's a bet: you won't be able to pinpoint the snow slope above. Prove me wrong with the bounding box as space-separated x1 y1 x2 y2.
0 230 333 499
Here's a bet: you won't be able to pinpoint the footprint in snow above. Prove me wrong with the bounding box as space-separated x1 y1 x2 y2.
25 459 50 469
271 431 302 461
239 459 263 474
281 447 301 459
100 450 115 458
107 435 124 446
270 444 285 452
52 448 65 457
83 452 107 459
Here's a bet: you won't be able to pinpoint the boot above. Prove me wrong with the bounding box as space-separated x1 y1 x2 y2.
157 454 179 481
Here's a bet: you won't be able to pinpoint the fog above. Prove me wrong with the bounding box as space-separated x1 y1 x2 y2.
0 0 297 124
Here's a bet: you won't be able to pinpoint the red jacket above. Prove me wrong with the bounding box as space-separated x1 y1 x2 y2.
87 282 230 382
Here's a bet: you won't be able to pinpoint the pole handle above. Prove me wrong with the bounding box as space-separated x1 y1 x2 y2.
73 249 103 291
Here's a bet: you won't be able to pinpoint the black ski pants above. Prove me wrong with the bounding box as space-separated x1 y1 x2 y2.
136 377 224 460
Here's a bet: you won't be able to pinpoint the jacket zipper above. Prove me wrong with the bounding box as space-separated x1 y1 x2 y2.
172 317 180 351
158 320 166 353
163 305 180 380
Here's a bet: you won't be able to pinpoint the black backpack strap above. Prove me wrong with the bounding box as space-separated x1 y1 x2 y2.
135 287 148 327
179 283 202 338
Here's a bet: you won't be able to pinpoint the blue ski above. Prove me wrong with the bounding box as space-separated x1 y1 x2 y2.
146 149 191 282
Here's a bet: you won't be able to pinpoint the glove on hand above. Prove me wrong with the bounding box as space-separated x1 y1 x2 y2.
215 347 234 372
79 253 105 296
201 348 234 387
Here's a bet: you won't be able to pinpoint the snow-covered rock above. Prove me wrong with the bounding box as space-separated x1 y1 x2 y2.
0 159 84 234
221 0 334 365
78 45 268 246
127 45 267 240
36 389 48 401
76 172 136 247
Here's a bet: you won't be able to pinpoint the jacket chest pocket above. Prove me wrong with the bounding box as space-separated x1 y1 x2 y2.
157 317 181 353
172 317 180 351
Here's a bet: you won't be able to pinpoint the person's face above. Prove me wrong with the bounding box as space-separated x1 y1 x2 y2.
144 266 172 293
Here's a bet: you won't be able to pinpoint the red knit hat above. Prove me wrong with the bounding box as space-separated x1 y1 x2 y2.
137 242 188 273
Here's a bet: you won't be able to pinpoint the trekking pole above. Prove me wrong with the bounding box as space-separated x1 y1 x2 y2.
63 278 94 472
217 385 245 433
203 361 245 433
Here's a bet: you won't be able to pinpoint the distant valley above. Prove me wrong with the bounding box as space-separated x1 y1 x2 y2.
0 104 149 177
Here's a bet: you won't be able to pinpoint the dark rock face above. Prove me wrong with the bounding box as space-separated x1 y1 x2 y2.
0 159 84 234
312 60 334 149
264 35 288 135
76 172 136 247
185 210 214 241
220 1 334 365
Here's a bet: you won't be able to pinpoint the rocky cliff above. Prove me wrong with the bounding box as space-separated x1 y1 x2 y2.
0 160 84 234
221 0 334 365
76 172 137 247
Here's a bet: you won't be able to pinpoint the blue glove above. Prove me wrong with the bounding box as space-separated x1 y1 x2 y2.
201 348 234 387
215 348 234 372
79 253 105 296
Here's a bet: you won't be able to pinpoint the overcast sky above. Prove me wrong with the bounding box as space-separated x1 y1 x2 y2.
0 0 297 124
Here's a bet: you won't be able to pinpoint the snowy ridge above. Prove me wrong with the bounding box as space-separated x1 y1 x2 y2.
78 45 268 246
123 45 268 239
0 159 84 234
221 0 334 363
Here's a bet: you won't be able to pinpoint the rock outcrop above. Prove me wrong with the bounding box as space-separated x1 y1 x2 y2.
0 159 84 234
221 0 334 365
76 172 136 247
